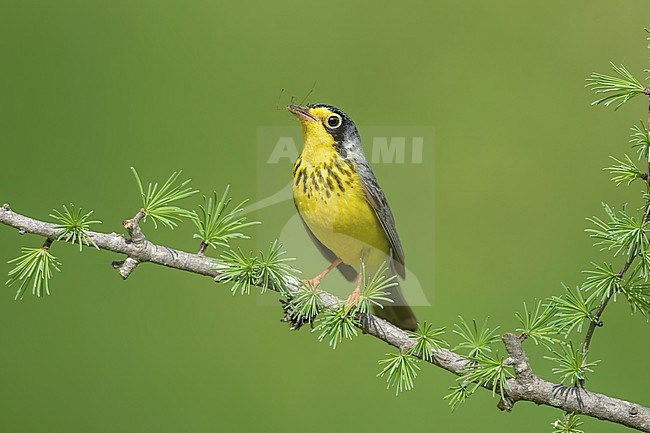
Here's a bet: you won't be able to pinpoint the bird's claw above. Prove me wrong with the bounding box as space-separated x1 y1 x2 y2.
301 278 320 288
346 288 361 307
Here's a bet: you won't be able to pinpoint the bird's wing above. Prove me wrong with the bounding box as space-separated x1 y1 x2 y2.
295 203 358 282
357 161 406 278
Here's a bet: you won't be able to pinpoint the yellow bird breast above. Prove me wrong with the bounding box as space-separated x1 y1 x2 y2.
292 155 390 271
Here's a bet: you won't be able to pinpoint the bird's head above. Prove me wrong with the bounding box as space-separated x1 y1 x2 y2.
288 103 360 159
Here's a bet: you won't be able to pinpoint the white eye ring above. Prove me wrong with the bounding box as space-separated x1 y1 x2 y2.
327 115 342 128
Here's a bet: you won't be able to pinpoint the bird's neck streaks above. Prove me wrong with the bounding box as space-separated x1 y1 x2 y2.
293 152 358 204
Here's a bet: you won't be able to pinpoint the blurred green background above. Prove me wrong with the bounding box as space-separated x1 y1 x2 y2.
1 1 649 432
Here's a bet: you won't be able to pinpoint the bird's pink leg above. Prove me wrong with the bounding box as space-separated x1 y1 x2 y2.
346 271 363 306
304 258 342 287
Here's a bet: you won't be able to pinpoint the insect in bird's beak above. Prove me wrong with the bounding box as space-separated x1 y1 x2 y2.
288 104 318 122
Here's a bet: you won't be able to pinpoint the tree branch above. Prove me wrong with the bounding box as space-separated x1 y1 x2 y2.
580 252 632 356
2 202 650 432
581 190 650 358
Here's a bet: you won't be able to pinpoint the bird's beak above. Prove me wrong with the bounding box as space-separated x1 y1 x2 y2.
288 104 318 122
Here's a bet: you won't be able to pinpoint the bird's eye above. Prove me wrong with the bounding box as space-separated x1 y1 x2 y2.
327 115 342 128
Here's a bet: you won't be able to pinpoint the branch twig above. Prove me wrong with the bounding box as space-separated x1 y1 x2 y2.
581 94 650 362
580 253 632 356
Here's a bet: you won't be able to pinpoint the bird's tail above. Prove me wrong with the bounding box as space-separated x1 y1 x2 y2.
371 269 417 331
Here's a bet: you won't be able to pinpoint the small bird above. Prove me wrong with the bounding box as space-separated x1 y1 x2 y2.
288 103 417 331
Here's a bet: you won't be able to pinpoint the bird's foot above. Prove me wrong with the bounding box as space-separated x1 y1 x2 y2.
345 287 361 307
301 277 321 288
345 270 363 309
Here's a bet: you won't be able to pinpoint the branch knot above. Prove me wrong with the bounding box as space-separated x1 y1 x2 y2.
502 333 533 381
122 209 147 247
